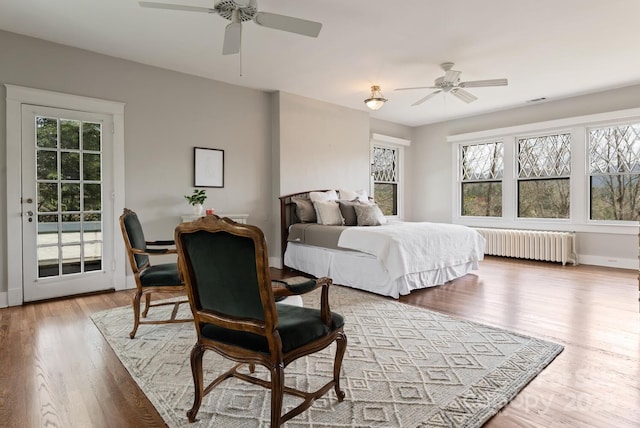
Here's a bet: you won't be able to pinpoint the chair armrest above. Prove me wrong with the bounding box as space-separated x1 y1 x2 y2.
131 248 178 255
146 240 175 246
272 276 333 327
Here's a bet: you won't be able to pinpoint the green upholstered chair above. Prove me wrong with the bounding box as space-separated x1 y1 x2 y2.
119 208 191 339
174 215 347 426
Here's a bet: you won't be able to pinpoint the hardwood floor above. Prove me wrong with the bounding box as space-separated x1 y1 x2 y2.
0 257 638 427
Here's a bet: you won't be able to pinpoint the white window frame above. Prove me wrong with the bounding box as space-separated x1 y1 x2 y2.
370 133 410 220
449 107 640 235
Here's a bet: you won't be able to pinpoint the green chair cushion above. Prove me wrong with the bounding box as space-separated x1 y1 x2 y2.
201 304 345 354
139 263 181 286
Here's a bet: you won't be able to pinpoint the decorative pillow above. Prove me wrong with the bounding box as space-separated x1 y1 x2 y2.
291 197 316 223
309 190 338 203
354 203 388 226
338 189 368 202
337 200 360 226
313 200 344 226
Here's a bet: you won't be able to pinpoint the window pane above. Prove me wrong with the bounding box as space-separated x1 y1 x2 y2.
589 124 640 173
61 183 81 212
374 183 397 215
84 243 102 272
372 146 398 182
518 179 570 218
83 184 101 211
36 117 58 148
60 119 80 150
37 214 59 247
518 134 571 178
61 214 81 244
37 150 58 180
38 183 58 213
61 245 82 274
590 175 640 220
462 182 502 217
461 142 503 180
83 122 102 151
38 246 59 278
60 152 80 180
83 153 101 181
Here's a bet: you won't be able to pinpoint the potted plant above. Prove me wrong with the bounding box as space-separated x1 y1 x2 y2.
184 189 207 215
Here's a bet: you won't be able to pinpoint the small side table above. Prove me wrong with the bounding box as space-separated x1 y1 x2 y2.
180 213 249 224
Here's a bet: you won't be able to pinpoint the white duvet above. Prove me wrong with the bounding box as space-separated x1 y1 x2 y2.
337 222 486 282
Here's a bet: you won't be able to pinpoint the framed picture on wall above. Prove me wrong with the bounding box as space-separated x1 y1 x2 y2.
194 147 224 188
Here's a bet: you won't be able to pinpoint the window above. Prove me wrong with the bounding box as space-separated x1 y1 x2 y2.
589 123 640 221
517 133 571 219
460 142 503 216
372 145 398 215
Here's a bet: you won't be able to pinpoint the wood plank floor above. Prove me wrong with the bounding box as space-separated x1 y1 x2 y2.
0 256 638 427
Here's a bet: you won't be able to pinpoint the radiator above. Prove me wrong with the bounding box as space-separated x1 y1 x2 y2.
474 228 577 266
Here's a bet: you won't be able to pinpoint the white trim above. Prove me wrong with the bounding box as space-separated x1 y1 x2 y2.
448 107 640 143
0 292 7 308
371 132 411 146
5 84 126 306
578 254 637 270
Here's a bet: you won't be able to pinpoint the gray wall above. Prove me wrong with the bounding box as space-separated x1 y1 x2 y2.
0 30 272 295
410 86 640 268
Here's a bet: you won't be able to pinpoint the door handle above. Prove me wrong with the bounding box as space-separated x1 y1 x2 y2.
26 210 34 217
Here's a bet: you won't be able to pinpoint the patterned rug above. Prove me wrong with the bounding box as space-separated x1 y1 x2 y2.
92 286 563 427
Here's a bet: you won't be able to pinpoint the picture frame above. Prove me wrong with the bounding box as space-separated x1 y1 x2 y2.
194 147 224 188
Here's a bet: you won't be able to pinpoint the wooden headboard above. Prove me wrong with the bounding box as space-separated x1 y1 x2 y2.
278 190 330 266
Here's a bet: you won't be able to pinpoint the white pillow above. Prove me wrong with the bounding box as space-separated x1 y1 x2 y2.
309 190 338 202
338 189 368 202
313 200 344 225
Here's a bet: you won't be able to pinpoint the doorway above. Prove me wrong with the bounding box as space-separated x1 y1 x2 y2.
5 85 126 305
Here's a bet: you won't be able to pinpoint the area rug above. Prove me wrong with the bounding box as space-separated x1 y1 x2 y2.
92 286 563 427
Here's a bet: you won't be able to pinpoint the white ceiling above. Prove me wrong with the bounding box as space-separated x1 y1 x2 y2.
2 0 640 127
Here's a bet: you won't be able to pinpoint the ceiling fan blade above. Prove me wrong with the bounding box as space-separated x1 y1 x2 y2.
138 1 215 13
223 22 242 55
411 90 441 106
443 69 461 84
459 78 508 88
451 88 478 103
253 12 322 37
394 86 438 91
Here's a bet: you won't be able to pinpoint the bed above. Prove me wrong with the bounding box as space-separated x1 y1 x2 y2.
279 190 486 298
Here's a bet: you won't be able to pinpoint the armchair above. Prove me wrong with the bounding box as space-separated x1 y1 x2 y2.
174 215 347 426
119 208 191 339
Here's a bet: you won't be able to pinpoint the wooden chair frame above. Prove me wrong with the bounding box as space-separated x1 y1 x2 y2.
119 208 192 339
175 216 347 426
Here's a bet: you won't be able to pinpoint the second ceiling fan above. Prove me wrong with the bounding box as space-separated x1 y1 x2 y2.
139 0 322 55
395 62 508 106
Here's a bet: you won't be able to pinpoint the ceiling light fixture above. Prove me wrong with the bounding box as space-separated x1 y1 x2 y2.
364 85 387 110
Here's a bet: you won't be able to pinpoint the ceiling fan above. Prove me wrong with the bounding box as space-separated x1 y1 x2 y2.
395 62 508 106
139 0 322 55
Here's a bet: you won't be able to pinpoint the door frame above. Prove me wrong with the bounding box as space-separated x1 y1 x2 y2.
5 84 126 306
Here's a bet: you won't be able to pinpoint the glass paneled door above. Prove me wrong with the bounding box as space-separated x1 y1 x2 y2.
21 105 115 301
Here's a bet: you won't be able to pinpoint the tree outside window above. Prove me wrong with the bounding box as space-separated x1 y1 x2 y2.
461 142 503 217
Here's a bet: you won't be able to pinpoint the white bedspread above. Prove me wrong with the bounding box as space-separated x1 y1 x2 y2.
337 222 485 281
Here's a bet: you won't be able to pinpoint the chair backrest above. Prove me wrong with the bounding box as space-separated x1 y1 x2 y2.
119 208 149 271
175 216 277 329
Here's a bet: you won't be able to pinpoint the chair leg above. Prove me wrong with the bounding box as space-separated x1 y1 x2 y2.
270 363 285 427
141 293 151 318
129 290 142 339
187 343 205 423
333 332 347 401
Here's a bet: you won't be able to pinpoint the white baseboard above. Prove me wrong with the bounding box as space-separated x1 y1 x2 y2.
578 254 637 270
0 292 7 308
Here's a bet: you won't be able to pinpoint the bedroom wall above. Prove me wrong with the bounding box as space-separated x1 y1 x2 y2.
0 30 272 297
410 85 640 268
273 91 370 261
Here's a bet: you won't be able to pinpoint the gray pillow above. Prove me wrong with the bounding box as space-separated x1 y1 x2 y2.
291 197 316 223
354 203 387 226
337 200 360 226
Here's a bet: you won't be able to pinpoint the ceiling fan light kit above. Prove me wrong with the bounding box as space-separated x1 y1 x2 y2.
365 85 387 111
395 62 508 106
139 0 322 55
